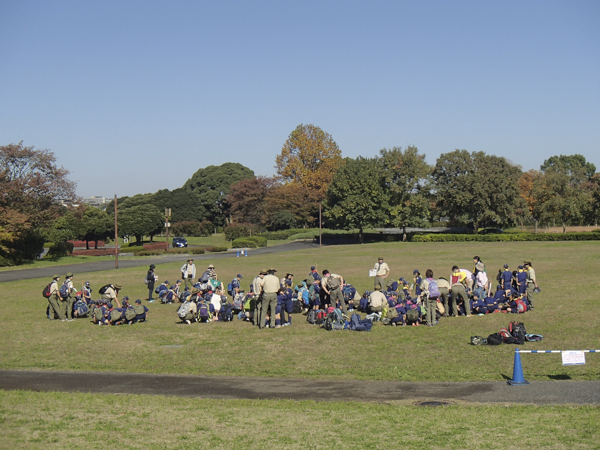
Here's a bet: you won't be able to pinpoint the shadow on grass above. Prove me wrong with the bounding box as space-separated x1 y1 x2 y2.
548 374 572 380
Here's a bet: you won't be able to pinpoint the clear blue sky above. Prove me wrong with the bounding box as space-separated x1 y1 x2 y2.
1 0 598 197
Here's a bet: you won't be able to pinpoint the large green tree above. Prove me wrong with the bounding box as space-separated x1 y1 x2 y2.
378 146 432 237
432 150 522 232
183 163 255 226
81 207 114 248
118 204 164 244
324 157 389 243
533 154 596 232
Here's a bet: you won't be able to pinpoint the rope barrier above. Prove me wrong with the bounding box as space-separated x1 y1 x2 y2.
517 350 599 354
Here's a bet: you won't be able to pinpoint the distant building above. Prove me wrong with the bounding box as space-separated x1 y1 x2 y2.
82 196 109 208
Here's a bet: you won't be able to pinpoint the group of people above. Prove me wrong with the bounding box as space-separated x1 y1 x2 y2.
44 274 149 325
43 255 540 329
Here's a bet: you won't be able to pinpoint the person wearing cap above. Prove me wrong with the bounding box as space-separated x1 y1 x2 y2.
260 268 280 329
181 259 196 290
146 264 156 302
252 270 266 326
309 266 321 283
63 272 77 321
516 265 528 295
230 274 243 296
450 266 469 317
47 275 64 320
523 261 538 307
501 264 513 295
133 299 149 322
83 281 93 304
474 262 488 299
207 264 217 279
373 257 389 291
412 270 422 297
280 272 294 289
101 284 122 308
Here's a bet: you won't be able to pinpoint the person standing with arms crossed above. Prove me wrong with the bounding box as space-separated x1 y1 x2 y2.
373 257 389 291
524 260 539 308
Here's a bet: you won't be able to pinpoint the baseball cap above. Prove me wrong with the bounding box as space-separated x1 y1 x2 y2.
310 266 316 270
135 299 142 304
503 264 509 268
237 274 243 279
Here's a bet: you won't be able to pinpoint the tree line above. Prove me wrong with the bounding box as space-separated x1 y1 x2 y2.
1 128 598 265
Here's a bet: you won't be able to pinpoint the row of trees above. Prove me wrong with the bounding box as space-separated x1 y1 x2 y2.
2 129 597 264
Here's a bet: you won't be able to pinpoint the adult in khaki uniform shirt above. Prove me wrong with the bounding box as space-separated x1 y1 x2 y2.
524 260 539 307
260 268 280 329
63 272 77 321
101 284 122 308
368 286 387 313
436 277 450 317
373 257 389 291
48 275 64 320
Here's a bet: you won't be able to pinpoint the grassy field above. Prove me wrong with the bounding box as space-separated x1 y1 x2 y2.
0 390 598 449
1 241 599 381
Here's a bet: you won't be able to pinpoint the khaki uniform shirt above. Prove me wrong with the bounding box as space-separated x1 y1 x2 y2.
369 290 387 308
374 262 389 277
261 274 280 294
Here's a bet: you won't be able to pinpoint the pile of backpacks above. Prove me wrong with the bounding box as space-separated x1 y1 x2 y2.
471 322 543 346
307 307 373 332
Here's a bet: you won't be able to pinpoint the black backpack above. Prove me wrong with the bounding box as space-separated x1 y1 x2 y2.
98 284 111 295
307 310 318 325
487 333 503 345
42 283 53 298
509 322 526 345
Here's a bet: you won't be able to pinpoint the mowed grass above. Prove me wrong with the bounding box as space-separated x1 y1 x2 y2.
0 390 598 449
1 241 599 381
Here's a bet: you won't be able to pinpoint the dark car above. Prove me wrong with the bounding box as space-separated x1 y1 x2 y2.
172 237 188 248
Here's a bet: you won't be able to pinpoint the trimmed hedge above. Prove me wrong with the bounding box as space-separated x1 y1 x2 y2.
259 229 309 240
205 246 228 253
411 233 600 242
232 236 267 248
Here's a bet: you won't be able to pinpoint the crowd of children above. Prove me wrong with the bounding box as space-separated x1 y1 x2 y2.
42 256 540 329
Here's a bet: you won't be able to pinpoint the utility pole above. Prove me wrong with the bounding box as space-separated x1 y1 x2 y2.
114 195 118 269
319 202 322 247
165 208 171 250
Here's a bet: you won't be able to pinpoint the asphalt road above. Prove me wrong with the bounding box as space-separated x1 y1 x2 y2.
1 369 598 405
0 241 319 283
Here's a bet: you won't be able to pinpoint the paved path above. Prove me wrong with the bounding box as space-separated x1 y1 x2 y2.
0 369 598 405
0 241 319 283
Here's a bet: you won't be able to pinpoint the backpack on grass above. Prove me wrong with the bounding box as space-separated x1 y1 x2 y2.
509 322 527 344
471 336 487 345
487 333 503 345
307 310 318 325
75 300 89 317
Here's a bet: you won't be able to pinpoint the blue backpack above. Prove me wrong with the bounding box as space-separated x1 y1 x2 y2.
358 297 369 312
75 300 89 316
350 313 372 331
219 303 233 321
59 283 69 299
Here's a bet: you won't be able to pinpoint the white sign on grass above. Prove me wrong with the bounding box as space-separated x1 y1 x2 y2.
562 351 586 366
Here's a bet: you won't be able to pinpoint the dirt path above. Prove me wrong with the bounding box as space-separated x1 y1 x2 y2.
1 369 598 405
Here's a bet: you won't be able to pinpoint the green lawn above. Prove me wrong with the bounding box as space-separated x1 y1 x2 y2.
1 241 599 382
0 390 597 449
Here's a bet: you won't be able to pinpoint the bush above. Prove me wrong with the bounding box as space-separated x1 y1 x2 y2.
205 246 228 253
190 247 206 255
268 210 296 231
46 241 74 258
410 233 600 242
259 228 308 240
224 223 260 241
170 220 214 237
232 236 267 248
0 255 15 267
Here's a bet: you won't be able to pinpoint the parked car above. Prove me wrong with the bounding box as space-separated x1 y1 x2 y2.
172 237 188 248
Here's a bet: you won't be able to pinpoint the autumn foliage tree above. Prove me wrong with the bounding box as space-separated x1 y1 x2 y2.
275 124 343 201
0 142 77 265
227 176 276 226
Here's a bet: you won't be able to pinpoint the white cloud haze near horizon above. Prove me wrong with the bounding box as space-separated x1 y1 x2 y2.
1 0 598 198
